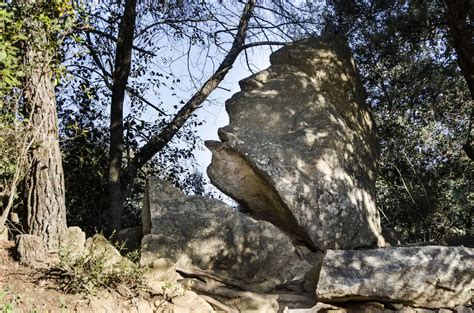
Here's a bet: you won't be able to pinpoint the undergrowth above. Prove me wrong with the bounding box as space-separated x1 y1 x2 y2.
0 289 16 313
46 237 144 295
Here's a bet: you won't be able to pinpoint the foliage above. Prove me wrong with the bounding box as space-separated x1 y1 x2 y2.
325 0 473 242
0 289 16 313
0 3 27 203
49 239 144 295
0 4 25 100
0 115 25 190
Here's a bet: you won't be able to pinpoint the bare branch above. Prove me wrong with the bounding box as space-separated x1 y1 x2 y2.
86 28 156 56
125 87 166 115
136 17 212 38
123 0 257 194
241 41 286 50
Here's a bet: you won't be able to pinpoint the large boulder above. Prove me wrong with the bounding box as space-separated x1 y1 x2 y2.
206 36 384 250
141 178 313 292
315 246 474 308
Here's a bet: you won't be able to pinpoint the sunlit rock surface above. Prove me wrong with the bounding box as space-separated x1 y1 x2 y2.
316 246 474 308
141 178 312 291
206 36 384 250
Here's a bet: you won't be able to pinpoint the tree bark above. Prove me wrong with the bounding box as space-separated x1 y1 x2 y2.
22 3 67 250
121 0 256 201
107 0 137 231
444 0 474 160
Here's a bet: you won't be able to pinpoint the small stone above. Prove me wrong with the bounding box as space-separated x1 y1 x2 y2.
84 234 123 268
386 303 404 310
454 306 473 313
399 308 436 313
59 226 86 259
15 234 46 267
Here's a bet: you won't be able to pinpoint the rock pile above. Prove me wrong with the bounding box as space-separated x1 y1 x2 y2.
139 36 473 312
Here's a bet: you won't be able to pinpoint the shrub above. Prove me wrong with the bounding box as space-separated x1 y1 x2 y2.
48 236 144 295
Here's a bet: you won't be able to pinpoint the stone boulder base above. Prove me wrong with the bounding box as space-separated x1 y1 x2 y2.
85 234 131 269
206 36 384 250
316 246 474 308
113 226 143 253
15 234 46 267
59 226 86 260
141 178 312 291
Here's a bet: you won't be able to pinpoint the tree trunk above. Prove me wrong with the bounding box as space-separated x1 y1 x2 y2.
22 4 67 250
107 0 137 231
444 0 474 160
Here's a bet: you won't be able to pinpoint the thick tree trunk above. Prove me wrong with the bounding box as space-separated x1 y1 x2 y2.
22 5 67 250
107 0 137 231
444 0 474 160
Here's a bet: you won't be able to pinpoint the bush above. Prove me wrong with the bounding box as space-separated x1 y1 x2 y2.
48 236 144 295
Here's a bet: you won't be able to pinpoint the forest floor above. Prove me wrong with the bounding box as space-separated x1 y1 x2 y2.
0 240 155 312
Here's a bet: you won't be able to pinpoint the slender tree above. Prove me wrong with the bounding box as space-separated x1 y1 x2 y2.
102 0 256 230
122 0 257 202
107 0 137 231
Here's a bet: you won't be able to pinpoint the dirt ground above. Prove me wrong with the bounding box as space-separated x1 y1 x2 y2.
0 241 157 313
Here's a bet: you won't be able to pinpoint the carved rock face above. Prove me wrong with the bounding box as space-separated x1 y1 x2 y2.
206 36 384 250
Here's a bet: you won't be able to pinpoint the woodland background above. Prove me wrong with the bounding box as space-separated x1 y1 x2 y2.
0 0 472 247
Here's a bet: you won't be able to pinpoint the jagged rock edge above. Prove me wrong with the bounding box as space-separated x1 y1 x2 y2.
205 140 317 251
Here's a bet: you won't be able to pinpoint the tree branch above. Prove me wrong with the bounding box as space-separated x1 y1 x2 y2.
136 17 212 38
125 86 166 115
241 41 286 50
86 28 156 57
122 0 257 195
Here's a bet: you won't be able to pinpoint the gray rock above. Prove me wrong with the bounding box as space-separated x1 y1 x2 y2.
172 290 214 312
15 234 46 267
283 302 344 312
438 309 455 313
398 308 436 313
84 234 134 270
141 178 312 291
0 226 7 241
206 36 384 250
454 305 473 313
59 226 86 259
316 246 474 308
113 226 143 253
